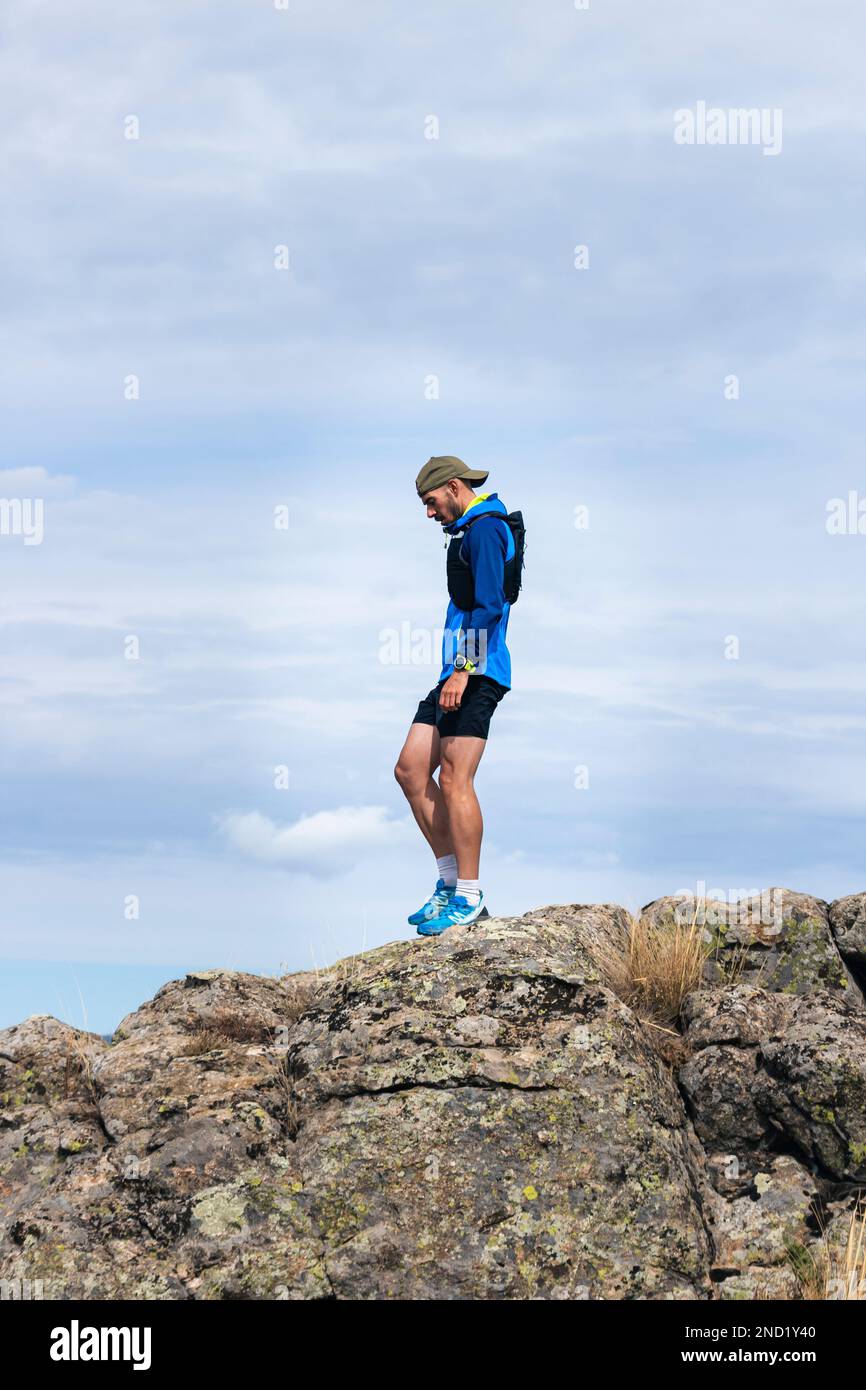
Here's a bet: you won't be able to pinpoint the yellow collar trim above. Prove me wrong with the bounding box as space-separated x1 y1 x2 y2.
459 492 490 519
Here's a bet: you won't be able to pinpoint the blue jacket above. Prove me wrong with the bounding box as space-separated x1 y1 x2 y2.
439 492 514 689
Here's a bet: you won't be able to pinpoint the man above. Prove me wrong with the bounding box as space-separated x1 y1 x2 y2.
394 455 516 935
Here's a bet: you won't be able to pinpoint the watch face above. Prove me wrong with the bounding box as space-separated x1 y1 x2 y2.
454 655 465 669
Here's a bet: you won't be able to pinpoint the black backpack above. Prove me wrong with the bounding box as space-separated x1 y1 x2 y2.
446 510 526 610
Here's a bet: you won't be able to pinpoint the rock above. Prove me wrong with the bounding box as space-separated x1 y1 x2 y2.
286 912 712 1299
0 1016 109 1228
703 1155 818 1294
3 889 866 1300
703 1149 815 1302
714 1264 800 1300
829 894 866 972
641 889 862 1006
519 902 633 967
679 984 866 1184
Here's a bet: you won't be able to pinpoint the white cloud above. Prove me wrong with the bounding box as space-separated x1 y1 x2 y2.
0 466 76 497
216 805 414 875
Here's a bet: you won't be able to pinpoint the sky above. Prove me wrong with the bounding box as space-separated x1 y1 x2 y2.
2 0 866 1032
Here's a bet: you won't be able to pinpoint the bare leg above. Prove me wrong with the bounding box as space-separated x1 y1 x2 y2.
394 722 454 858
437 735 487 879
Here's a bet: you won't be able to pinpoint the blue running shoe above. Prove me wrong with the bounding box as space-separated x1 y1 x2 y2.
407 878 455 927
417 892 488 936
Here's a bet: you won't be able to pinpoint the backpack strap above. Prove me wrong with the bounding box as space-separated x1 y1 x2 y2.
459 511 508 532
457 510 515 559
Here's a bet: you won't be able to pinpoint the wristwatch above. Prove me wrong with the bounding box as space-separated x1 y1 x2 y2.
454 654 476 673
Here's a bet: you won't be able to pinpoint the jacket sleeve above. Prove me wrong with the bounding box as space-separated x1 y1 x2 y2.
456 518 508 672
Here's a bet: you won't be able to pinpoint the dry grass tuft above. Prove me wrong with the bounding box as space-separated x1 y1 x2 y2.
269 1058 301 1141
63 1031 100 1107
314 952 367 990
204 1007 272 1043
179 1028 226 1057
594 902 710 1032
280 978 318 1026
179 1007 276 1054
712 939 757 986
786 1200 866 1299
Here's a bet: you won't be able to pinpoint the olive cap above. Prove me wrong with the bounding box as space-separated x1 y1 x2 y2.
415 455 489 496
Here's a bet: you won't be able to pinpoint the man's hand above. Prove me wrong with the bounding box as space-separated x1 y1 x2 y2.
439 671 469 711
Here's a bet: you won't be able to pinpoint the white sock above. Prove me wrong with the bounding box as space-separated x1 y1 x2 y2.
436 853 458 888
456 877 481 905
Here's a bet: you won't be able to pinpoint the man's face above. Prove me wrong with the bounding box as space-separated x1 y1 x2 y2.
421 483 462 524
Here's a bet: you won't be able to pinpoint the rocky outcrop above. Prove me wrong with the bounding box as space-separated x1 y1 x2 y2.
641 889 862 1003
1 891 865 1300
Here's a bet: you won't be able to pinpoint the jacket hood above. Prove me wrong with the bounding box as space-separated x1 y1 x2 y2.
442 492 507 537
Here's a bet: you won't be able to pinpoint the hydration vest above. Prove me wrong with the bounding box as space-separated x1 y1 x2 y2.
446 510 525 611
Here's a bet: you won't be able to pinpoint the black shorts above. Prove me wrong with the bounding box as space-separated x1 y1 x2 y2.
411 674 509 740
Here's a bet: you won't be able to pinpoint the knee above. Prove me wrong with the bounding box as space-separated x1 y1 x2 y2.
438 762 463 801
394 759 422 796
